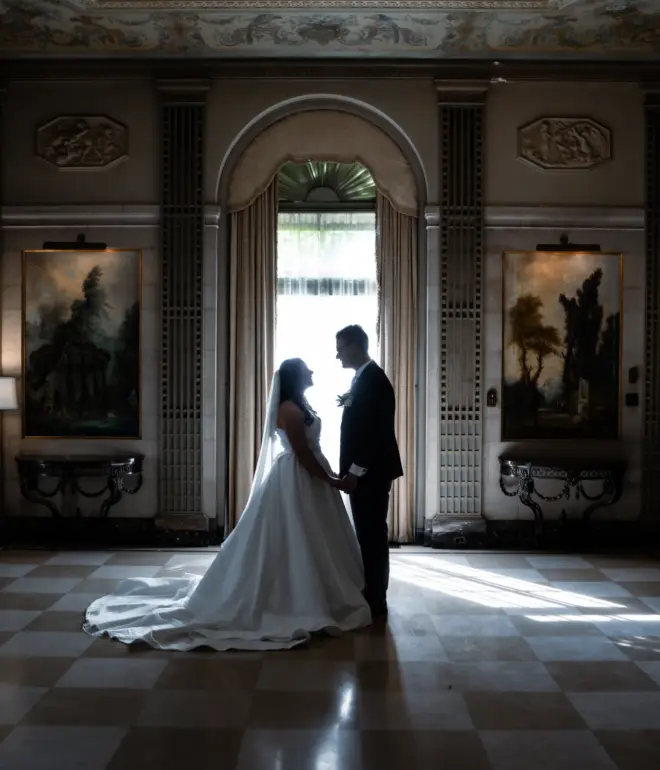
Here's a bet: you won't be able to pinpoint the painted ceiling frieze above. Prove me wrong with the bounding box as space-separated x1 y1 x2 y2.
65 1 581 9
0 0 656 58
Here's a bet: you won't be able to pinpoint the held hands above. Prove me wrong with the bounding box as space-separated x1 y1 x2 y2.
329 474 358 494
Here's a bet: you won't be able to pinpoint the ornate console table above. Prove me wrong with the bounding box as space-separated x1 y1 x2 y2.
15 454 144 518
499 454 625 538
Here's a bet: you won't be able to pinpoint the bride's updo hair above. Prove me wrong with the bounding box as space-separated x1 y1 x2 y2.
278 358 315 426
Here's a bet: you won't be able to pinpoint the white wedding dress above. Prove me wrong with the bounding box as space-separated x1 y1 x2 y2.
83 377 371 651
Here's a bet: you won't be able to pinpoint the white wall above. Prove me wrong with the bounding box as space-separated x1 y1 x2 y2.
482 213 644 522
0 75 649 526
481 81 645 523
1 213 160 517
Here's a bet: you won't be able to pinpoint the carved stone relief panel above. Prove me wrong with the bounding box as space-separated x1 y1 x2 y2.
36 116 128 169
518 117 612 171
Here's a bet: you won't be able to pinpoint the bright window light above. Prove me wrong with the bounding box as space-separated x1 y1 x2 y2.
276 211 378 469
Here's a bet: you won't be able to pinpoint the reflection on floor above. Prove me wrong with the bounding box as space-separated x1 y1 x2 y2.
0 548 659 769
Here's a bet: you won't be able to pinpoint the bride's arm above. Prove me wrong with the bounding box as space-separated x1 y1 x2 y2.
278 402 338 486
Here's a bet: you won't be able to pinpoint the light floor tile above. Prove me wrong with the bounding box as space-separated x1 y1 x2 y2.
525 635 628 662
0 685 47 724
1 578 83 595
0 632 94 658
56 658 168 689
480 729 617 770
569 692 660 730
0 725 126 770
46 553 113 567
0 611 42 632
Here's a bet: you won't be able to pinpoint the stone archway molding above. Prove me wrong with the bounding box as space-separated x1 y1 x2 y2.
227 109 418 216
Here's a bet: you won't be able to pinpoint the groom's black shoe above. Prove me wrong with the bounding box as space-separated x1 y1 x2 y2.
369 600 388 617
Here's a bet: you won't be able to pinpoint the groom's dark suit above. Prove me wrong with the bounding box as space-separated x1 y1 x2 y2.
340 361 403 608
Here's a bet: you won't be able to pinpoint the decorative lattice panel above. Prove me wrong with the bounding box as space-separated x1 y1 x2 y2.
643 93 660 519
436 86 485 517
158 82 206 515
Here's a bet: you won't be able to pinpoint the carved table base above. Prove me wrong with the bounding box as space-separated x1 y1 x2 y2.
499 455 625 541
16 454 144 519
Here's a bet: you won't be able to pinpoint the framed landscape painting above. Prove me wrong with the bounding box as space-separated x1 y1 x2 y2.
22 248 141 439
502 250 622 441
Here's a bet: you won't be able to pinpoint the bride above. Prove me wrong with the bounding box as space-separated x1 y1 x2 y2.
83 358 372 650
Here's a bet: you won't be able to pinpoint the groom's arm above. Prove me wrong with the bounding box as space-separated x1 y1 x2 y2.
346 375 394 481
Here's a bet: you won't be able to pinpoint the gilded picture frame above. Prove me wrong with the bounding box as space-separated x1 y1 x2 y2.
501 250 622 441
21 248 142 439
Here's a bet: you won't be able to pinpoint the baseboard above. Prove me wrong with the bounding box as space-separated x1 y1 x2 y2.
1 513 656 554
423 515 660 552
0 515 222 549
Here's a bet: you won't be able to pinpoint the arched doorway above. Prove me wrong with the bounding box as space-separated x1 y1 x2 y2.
217 104 425 543
276 160 379 503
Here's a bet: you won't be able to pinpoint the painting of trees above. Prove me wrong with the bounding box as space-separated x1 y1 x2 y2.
502 252 621 440
22 249 141 438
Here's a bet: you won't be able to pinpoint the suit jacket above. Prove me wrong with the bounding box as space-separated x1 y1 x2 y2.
339 362 404 483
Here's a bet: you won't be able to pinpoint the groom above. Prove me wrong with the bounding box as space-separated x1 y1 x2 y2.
336 325 403 616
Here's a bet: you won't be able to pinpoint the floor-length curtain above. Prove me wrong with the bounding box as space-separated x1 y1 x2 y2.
228 182 277 531
376 191 418 543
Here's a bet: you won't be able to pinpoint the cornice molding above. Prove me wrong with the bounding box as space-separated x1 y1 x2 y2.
0 59 657 84
484 206 644 229
1 205 160 228
0 204 221 228
0 204 643 230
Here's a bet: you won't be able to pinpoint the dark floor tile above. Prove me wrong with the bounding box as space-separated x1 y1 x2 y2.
0 594 57 611
138 689 252 729
264 634 356 661
104 552 174 567
546 661 660 691
359 730 491 770
25 565 97 580
596 730 660 770
509 614 603 637
356 661 453 691
615 637 660 661
25 612 84 632
21 687 148 726
464 691 586 729
156 659 262 691
70 579 120 595
0 656 75 686
618 582 660 597
107 727 243 770
248 691 358 729
235 728 361 770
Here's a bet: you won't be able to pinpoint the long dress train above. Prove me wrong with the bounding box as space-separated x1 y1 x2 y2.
83 415 372 651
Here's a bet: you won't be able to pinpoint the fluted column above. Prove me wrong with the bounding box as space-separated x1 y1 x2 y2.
156 79 208 532
431 80 488 525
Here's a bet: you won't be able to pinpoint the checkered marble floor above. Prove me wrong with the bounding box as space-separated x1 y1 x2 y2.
0 547 659 770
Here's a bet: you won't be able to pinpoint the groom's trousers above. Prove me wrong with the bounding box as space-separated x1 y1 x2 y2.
350 476 392 605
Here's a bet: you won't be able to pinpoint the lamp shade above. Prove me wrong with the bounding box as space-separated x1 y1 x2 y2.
0 377 18 411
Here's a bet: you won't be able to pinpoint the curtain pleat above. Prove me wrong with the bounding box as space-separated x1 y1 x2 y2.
227 182 278 531
376 192 418 543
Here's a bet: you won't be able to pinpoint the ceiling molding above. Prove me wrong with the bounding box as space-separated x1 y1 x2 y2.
1 1 657 61
67 1 577 8
1 58 658 83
